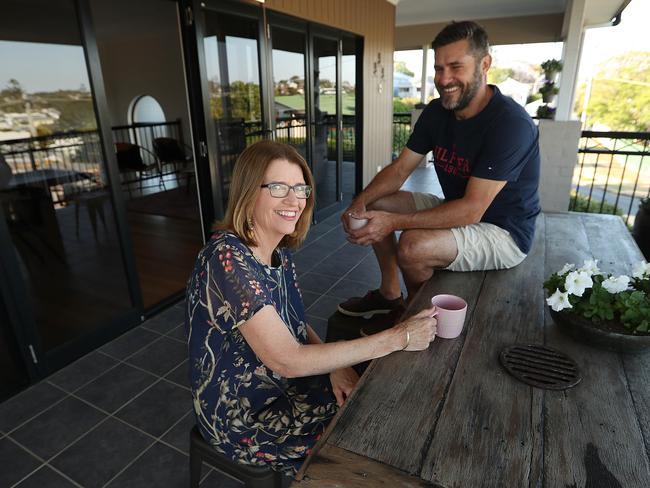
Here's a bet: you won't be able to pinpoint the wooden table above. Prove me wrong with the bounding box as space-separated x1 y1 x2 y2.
294 212 650 488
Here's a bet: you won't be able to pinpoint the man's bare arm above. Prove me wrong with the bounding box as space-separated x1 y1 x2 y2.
393 176 506 230
352 147 424 209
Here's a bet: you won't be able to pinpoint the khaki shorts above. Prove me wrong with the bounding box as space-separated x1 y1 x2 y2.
411 192 527 272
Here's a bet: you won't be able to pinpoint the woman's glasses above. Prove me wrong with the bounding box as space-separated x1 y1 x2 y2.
261 182 312 199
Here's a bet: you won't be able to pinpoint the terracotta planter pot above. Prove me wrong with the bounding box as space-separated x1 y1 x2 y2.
633 205 650 260
550 309 650 354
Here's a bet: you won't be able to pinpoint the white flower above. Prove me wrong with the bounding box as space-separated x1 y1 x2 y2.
602 275 630 294
579 259 600 276
558 263 575 275
564 271 593 297
547 289 572 312
632 261 650 279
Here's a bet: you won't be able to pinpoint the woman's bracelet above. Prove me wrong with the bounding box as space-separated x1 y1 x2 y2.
402 328 410 351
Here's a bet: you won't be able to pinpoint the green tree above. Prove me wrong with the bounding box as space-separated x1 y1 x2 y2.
394 60 414 78
393 97 415 113
574 51 650 131
487 67 514 85
1 78 24 99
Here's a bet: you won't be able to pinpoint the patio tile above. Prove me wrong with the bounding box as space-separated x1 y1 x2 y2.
348 258 382 284
13 466 78 488
76 363 158 414
47 350 119 393
10 396 106 460
167 323 188 342
297 272 340 295
200 469 244 487
0 437 41 487
115 379 191 438
327 277 370 299
0 381 66 433
100 326 161 360
50 417 154 488
165 359 190 390
105 441 189 488
126 336 187 376
143 304 185 334
306 295 342 319
310 254 363 278
300 290 320 309
160 411 195 455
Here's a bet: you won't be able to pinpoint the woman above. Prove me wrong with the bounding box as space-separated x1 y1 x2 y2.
186 140 436 476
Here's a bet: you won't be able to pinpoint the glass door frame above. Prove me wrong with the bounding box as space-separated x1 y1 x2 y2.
0 0 145 377
182 0 274 236
308 25 344 221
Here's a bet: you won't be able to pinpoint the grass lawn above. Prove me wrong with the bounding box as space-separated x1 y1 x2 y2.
275 93 356 115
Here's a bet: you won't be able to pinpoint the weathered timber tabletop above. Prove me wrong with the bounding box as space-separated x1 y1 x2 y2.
292 212 650 488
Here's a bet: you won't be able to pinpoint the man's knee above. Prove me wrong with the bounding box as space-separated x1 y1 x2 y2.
397 230 427 267
397 229 457 269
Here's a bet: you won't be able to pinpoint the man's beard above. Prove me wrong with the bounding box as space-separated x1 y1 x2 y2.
437 65 482 111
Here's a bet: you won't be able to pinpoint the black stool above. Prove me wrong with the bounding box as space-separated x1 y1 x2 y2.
190 426 284 488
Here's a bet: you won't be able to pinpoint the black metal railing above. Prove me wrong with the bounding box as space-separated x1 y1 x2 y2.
0 120 185 205
570 131 650 226
393 112 411 157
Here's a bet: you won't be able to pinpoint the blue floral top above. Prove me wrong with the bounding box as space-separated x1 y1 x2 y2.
185 231 337 473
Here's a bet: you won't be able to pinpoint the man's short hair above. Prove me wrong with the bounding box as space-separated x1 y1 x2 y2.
431 21 490 59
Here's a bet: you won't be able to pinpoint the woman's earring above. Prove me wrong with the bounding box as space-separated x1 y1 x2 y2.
247 218 254 230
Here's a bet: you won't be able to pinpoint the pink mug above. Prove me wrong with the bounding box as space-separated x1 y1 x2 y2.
430 294 467 339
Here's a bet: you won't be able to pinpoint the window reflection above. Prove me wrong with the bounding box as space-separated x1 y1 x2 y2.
271 27 307 158
203 10 264 205
0 2 132 352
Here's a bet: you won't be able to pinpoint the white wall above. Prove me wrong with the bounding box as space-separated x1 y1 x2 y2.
90 0 191 146
538 119 582 212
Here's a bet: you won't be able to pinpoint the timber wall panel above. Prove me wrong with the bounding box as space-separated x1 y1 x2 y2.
265 0 396 186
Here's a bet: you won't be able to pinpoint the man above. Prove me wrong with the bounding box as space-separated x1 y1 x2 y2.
338 21 541 323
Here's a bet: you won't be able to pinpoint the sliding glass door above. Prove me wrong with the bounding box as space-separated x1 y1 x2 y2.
311 32 340 213
201 4 266 210
0 0 140 375
193 2 362 220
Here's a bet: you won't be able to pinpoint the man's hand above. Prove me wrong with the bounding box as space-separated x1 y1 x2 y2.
341 200 366 233
347 210 397 246
330 367 360 406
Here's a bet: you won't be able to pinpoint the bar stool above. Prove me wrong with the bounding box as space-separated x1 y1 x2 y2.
189 426 285 488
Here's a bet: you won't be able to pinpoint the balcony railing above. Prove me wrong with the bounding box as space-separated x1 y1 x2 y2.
393 112 411 157
570 131 650 226
0 120 185 206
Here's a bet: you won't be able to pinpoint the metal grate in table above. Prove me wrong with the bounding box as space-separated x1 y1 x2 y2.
499 344 581 390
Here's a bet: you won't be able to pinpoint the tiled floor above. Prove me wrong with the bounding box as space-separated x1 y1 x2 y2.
0 167 440 488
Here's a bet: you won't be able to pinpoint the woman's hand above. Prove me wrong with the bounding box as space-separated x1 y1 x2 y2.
330 367 360 406
395 306 437 351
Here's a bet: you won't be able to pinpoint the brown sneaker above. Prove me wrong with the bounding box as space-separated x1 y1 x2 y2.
359 308 404 336
337 289 405 318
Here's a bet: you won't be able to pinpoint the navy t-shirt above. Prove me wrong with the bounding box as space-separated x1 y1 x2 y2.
406 86 540 253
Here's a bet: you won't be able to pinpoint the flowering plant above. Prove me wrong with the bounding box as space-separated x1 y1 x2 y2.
543 259 650 333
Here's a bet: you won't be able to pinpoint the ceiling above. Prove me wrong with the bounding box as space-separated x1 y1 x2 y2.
394 0 630 28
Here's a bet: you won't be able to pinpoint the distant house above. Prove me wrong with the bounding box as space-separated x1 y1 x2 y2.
393 71 417 98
